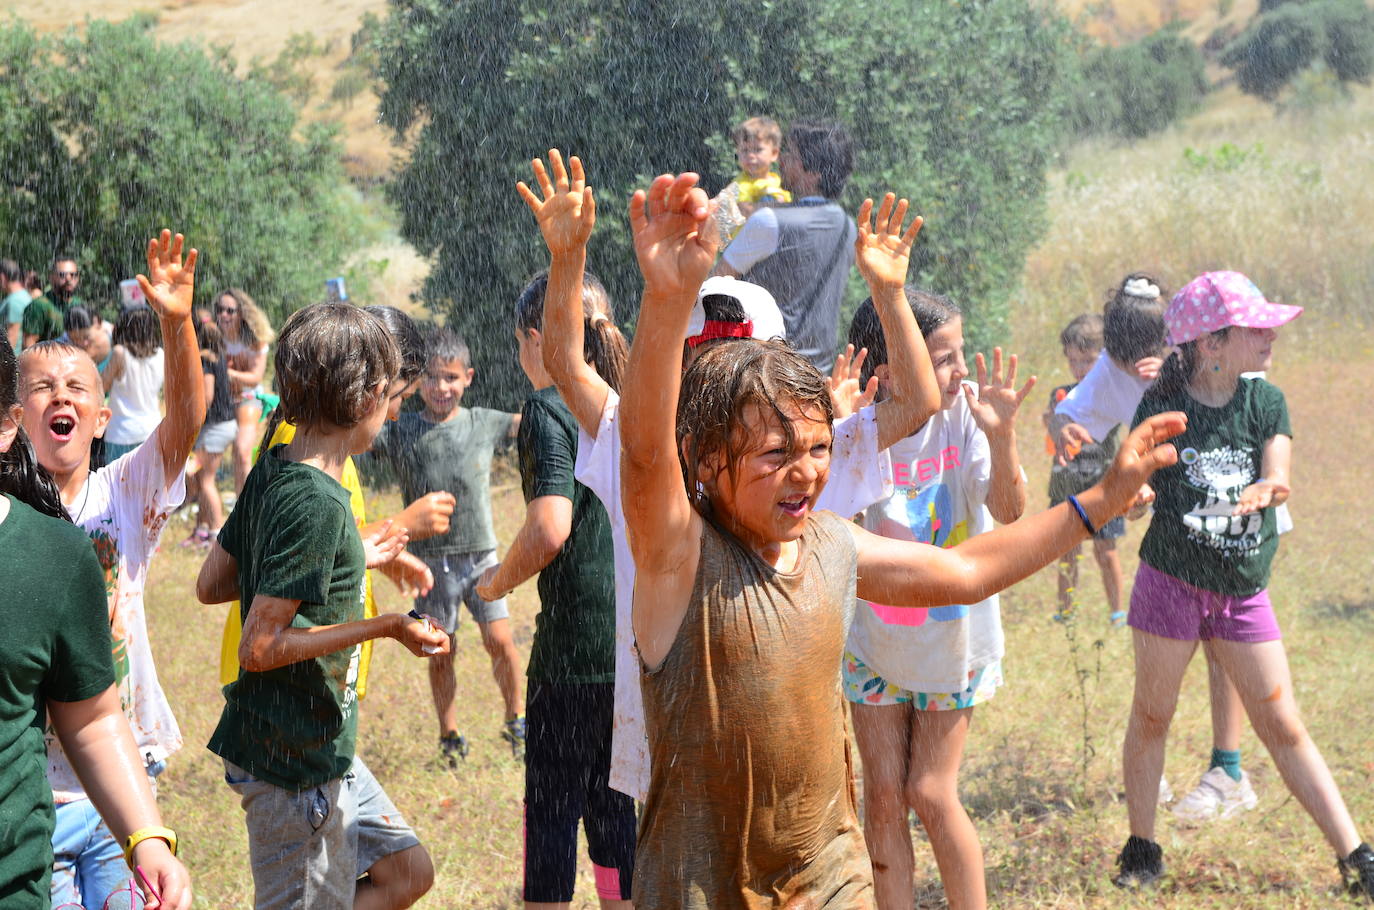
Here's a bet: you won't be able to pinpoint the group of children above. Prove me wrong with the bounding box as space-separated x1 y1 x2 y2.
3 123 1373 910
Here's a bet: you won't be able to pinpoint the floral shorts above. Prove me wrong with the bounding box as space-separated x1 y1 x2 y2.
842 650 1003 710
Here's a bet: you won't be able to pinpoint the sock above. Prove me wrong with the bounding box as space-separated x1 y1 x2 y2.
1209 748 1242 782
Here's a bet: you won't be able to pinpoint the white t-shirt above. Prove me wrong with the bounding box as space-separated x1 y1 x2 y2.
105 348 165 445
848 389 1005 693
1055 350 1151 442
46 437 186 803
574 388 892 800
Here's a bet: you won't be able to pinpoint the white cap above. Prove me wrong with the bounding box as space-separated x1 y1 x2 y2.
685 276 786 344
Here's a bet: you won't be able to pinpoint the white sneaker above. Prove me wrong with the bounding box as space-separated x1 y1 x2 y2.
1158 774 1174 805
1172 767 1258 825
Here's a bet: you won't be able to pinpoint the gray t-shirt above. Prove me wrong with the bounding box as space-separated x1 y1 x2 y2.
369 407 515 556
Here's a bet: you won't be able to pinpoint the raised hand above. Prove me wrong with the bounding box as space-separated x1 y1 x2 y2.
828 344 877 419
1099 412 1187 512
516 149 596 257
629 173 717 300
854 193 924 290
964 348 1036 439
136 230 197 321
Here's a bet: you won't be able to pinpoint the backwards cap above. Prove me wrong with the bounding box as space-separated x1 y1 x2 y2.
685 276 786 348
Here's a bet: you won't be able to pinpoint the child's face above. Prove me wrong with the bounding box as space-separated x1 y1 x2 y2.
736 139 779 180
1064 344 1098 383
18 349 111 478
925 318 969 410
1213 325 1279 374
419 357 473 420
703 399 832 551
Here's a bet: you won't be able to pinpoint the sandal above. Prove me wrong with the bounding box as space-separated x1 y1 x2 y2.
180 527 212 549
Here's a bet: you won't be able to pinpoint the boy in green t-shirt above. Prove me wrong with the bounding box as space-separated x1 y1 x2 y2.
197 303 449 910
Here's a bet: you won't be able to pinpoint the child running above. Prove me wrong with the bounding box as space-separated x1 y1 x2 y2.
474 272 635 908
19 230 205 910
1113 271 1374 898
1 336 191 909
843 290 1034 910
197 303 448 910
618 171 1185 908
518 150 940 804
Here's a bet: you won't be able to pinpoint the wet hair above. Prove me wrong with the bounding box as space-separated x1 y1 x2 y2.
425 328 471 370
1103 272 1168 365
731 116 782 149
196 318 225 363
63 305 94 334
785 120 855 198
0 259 21 284
677 338 833 520
1144 327 1230 402
0 336 68 520
514 270 628 392
24 270 42 294
113 306 160 359
1060 313 1105 352
218 288 276 348
847 286 961 387
363 305 426 385
272 303 399 431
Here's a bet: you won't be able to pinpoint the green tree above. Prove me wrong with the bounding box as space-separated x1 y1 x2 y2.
1068 26 1209 139
1222 0 1374 99
370 0 1077 408
0 17 368 322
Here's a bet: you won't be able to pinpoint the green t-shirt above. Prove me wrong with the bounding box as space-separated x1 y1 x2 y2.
20 294 63 345
0 496 114 904
3 289 31 326
368 407 515 557
208 447 366 791
1134 377 1292 596
519 387 615 683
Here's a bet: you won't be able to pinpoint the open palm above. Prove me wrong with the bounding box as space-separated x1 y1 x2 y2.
136 230 197 321
855 193 923 289
630 173 717 299
517 149 596 256
965 348 1036 438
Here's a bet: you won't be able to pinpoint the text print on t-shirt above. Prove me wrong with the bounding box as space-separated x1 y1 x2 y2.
870 445 970 627
1180 444 1262 554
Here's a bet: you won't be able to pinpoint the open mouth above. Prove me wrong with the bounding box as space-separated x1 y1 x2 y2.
778 495 809 518
49 415 76 441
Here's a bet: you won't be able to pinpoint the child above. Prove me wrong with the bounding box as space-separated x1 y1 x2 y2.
19 230 205 910
365 328 527 763
711 115 793 243
618 170 1185 907
475 271 635 908
60 304 112 373
1044 312 1127 624
844 290 1034 910
197 303 448 910
103 305 165 461
185 318 236 547
517 151 940 803
214 288 274 492
1114 271 1374 898
1 336 191 910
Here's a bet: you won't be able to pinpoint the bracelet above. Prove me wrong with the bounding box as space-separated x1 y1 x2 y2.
123 825 177 867
1066 494 1097 536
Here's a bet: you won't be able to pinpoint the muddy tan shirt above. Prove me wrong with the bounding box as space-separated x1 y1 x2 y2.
635 510 874 909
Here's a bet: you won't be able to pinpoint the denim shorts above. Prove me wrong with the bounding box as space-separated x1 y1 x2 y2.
195 419 237 455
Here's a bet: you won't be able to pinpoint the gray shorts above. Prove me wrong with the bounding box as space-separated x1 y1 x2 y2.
415 549 509 634
224 756 420 910
196 418 237 454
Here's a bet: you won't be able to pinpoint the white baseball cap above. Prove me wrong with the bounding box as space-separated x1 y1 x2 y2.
685 276 786 347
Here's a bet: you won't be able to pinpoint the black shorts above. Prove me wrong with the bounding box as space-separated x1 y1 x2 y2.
523 681 636 903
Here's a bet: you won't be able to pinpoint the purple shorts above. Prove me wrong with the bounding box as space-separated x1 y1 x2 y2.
1128 561 1281 643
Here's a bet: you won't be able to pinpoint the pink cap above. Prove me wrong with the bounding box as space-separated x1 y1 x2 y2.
1165 271 1302 346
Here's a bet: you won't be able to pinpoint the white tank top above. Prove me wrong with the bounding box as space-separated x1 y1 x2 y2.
105 348 164 445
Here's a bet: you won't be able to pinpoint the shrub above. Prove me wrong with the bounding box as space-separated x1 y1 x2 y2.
1223 0 1374 99
1068 26 1209 139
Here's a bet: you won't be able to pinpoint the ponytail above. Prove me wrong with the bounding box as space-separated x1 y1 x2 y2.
584 313 628 393
515 268 627 390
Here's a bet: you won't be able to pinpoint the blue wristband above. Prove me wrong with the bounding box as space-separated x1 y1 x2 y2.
1067 494 1096 536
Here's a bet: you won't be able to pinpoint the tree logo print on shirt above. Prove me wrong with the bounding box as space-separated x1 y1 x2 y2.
1182 444 1262 543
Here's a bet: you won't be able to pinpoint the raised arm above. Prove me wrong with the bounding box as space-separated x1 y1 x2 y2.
519 150 609 436
964 348 1035 523
854 412 1185 607
138 230 206 488
853 195 941 450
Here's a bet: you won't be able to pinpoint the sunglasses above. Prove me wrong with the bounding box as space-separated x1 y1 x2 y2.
216 305 237 315
55 271 78 279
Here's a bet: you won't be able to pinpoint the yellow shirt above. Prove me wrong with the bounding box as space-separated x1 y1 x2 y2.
218 422 377 696
735 170 791 206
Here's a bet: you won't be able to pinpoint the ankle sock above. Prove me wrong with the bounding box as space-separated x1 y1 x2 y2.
1209 748 1242 781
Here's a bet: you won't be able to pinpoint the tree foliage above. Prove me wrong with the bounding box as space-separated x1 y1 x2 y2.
0 17 367 321
369 0 1077 408
1222 0 1374 99
1068 26 1209 139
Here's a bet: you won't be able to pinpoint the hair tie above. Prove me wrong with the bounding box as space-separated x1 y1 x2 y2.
588 313 609 327
1123 278 1161 300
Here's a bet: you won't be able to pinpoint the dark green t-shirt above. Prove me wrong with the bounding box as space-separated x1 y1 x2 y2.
519 387 615 683
1134 378 1292 596
208 447 366 791
0 496 114 904
20 294 63 345
368 407 515 557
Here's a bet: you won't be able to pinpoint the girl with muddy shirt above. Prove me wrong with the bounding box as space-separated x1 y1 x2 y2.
1113 271 1374 898
617 173 1185 909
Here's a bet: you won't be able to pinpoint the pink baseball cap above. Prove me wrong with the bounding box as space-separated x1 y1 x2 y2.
1165 271 1302 346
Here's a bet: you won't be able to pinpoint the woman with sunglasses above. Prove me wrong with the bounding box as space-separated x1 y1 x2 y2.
214 289 275 493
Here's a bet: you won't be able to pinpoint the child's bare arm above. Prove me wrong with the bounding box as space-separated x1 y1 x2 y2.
964 348 1035 523
475 495 572 602
376 549 434 598
620 173 716 667
196 541 240 604
1236 433 1291 515
238 594 449 673
853 195 941 449
138 231 207 488
101 345 124 393
519 150 610 436
853 412 1185 606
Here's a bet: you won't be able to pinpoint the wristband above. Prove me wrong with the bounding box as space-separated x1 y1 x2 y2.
1066 494 1097 536
123 825 177 867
